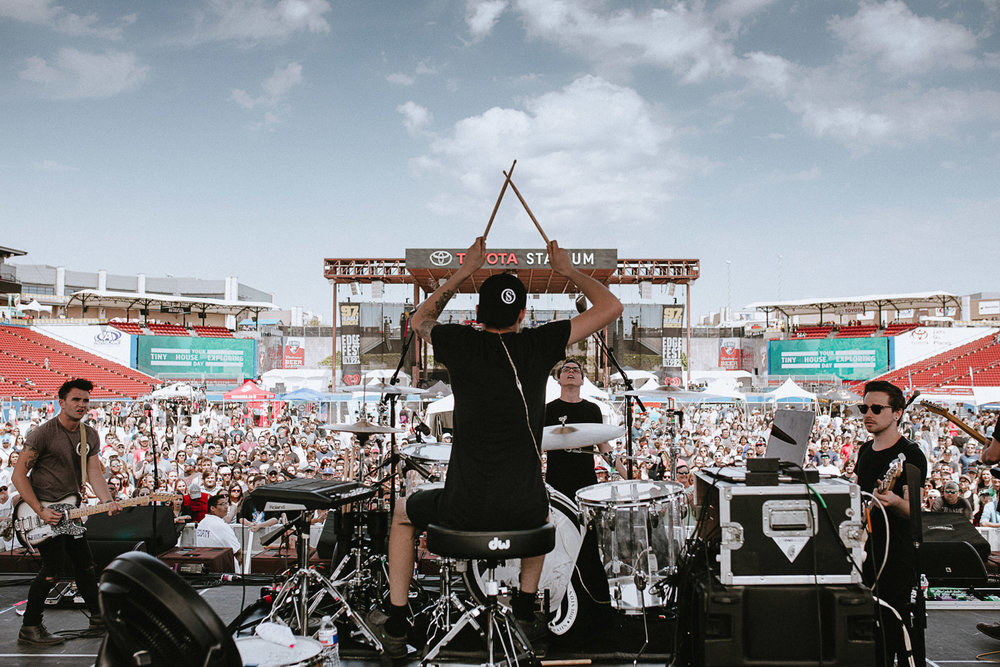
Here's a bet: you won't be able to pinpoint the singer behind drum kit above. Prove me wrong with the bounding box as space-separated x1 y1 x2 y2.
367 236 623 658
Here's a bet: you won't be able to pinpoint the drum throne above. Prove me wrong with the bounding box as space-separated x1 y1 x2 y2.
421 522 555 667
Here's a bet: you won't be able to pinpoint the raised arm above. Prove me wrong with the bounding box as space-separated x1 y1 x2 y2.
548 240 623 345
410 237 487 342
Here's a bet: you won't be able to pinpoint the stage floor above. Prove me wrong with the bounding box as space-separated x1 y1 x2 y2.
0 574 998 666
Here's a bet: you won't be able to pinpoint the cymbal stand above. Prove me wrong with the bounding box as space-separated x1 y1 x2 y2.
263 512 382 650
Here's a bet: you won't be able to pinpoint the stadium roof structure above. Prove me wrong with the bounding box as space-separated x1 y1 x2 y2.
746 291 962 320
67 289 278 321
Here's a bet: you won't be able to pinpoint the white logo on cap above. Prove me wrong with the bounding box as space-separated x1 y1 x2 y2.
500 288 517 305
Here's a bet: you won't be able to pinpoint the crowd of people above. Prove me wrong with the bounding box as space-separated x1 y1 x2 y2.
1 392 998 539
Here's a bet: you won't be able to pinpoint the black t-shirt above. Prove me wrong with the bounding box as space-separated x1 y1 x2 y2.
854 435 927 603
993 420 1000 442
544 398 603 500
431 320 571 530
22 417 100 502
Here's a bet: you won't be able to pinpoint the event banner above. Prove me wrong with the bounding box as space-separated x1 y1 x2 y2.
136 337 255 379
719 338 741 370
661 305 684 368
283 337 305 369
768 338 889 381
339 303 362 385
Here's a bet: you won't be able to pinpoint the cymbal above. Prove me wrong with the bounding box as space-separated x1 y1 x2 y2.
324 419 402 435
337 382 427 395
542 423 625 451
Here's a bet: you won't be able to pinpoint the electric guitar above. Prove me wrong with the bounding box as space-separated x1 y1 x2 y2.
9 492 175 546
876 453 907 496
920 400 991 446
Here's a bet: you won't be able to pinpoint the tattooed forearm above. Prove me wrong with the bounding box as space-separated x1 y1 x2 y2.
431 289 456 318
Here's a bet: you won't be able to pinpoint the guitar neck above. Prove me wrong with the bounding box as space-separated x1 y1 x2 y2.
921 401 990 446
67 497 140 520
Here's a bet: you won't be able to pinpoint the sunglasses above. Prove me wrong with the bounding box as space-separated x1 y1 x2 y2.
858 404 893 415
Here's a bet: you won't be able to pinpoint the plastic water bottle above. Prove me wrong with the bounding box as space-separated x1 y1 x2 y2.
317 615 339 666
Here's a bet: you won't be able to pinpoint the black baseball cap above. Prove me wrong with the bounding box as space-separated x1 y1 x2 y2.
477 273 527 328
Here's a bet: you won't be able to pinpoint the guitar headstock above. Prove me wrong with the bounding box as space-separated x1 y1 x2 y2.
920 400 948 417
878 453 907 494
150 492 179 503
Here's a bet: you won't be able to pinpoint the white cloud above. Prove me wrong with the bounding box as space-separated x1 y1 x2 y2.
0 0 135 39
397 101 432 136
513 0 741 82
18 48 148 99
418 75 708 232
231 62 302 109
829 0 978 75
387 72 415 86
191 0 331 44
466 0 507 40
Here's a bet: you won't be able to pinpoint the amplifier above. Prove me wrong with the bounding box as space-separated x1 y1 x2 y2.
697 474 865 585
158 547 235 574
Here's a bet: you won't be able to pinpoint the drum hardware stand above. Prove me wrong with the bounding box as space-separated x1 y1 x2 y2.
575 295 645 480
417 557 482 646
263 510 383 651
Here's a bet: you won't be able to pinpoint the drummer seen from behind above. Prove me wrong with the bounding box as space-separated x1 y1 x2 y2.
370 236 623 659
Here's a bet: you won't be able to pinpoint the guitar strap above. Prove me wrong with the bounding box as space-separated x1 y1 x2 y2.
79 424 88 488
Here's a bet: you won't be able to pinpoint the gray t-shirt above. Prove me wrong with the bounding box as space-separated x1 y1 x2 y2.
23 417 100 502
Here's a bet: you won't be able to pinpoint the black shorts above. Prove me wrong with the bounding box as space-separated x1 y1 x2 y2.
405 487 444 528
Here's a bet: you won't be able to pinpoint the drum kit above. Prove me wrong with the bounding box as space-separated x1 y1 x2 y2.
246 408 690 657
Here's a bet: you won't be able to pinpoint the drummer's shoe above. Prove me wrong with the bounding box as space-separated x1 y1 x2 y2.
89 614 107 633
516 611 549 657
366 610 408 659
18 624 65 646
978 622 1000 641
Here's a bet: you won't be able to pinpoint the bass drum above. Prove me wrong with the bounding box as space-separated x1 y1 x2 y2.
464 486 585 635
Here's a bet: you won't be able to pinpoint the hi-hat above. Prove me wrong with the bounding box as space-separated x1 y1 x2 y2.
542 423 625 451
337 383 427 395
325 419 402 435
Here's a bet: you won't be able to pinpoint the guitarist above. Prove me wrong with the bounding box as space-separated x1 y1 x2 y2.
11 379 120 646
977 417 1000 466
854 380 927 667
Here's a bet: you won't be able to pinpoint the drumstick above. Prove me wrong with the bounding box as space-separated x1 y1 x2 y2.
483 159 516 241
503 170 550 245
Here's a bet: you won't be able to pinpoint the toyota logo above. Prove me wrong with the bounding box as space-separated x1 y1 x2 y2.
429 251 453 267
500 288 517 304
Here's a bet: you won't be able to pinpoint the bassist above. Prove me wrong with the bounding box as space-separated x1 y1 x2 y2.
11 379 120 646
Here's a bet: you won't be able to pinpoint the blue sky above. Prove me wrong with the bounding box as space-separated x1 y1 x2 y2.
2 0 998 323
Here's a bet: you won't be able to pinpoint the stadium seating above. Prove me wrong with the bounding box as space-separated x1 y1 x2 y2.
857 332 1000 391
835 325 878 338
146 323 190 336
791 325 834 339
0 326 158 399
882 323 919 337
192 326 234 338
110 321 145 336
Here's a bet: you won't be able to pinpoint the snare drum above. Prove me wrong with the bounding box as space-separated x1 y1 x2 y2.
576 480 685 613
465 485 585 634
235 636 324 666
400 442 451 496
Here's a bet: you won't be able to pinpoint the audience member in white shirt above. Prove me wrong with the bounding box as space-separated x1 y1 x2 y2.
196 494 241 571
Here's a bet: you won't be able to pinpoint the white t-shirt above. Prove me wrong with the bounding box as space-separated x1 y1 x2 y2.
196 513 241 570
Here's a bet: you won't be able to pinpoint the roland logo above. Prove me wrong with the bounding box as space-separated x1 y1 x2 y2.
488 536 510 551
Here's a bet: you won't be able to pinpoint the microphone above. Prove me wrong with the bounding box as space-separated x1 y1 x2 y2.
575 294 587 314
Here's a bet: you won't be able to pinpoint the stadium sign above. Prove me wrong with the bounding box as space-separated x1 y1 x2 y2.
137 337 256 379
405 248 617 270
768 338 890 381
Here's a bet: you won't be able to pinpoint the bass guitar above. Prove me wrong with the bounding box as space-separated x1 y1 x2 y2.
9 492 175 546
920 400 990 446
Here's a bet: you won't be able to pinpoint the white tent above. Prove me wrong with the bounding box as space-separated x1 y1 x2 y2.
21 299 52 314
610 370 658 384
261 368 332 393
703 379 747 402
362 369 411 386
770 378 817 404
148 383 203 400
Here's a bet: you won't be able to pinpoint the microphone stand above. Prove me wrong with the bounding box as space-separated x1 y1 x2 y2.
576 297 644 480
383 329 416 514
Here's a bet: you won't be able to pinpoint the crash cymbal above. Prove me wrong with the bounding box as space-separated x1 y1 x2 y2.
337 382 427 395
324 419 402 435
542 423 625 451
